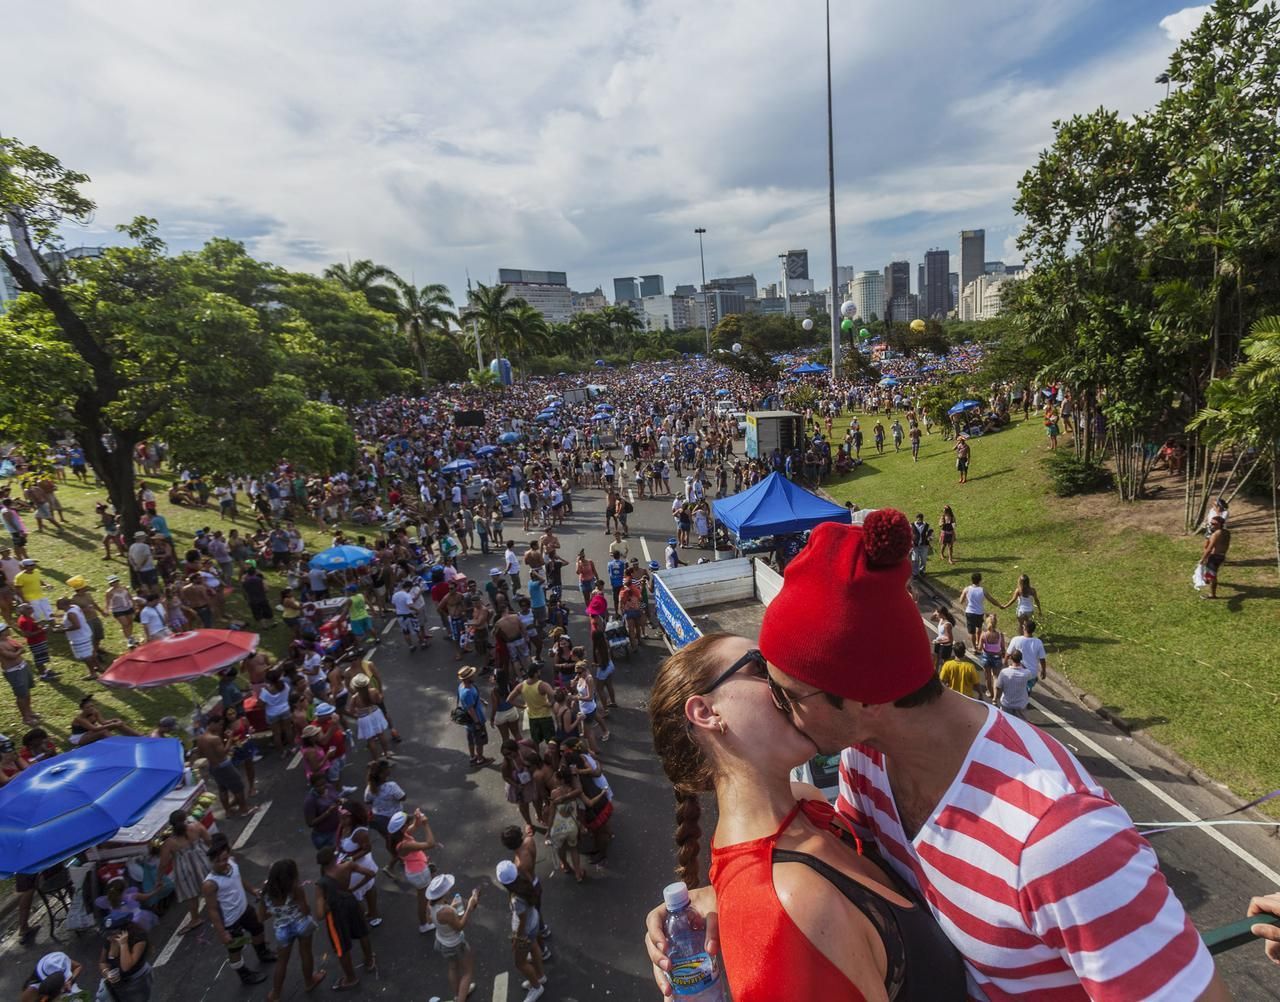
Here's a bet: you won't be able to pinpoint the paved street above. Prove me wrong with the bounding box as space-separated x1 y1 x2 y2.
2 471 1279 1000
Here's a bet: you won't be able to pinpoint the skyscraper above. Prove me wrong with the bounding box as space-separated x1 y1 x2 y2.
497 269 573 323
783 250 809 281
612 277 639 304
639 274 664 297
960 229 985 295
883 261 910 317
924 249 950 319
851 270 885 322
949 272 959 312
836 265 855 289
917 264 925 300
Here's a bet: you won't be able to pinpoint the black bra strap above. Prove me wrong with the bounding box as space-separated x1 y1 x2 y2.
772 847 908 999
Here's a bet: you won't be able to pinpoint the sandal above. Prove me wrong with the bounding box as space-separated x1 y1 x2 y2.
306 970 327 992
331 977 359 991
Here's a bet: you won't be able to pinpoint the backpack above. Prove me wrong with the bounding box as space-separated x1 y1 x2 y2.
622 499 634 514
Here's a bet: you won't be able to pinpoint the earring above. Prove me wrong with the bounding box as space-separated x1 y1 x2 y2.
717 719 727 735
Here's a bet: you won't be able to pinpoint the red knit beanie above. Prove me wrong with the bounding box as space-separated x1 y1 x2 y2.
758 508 934 704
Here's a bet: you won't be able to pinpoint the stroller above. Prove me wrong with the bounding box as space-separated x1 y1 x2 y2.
604 615 631 662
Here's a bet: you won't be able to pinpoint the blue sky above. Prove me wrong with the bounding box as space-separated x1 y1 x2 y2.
5 1 1207 307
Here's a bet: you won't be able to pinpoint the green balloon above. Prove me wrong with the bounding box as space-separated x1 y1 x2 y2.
859 327 871 338
840 317 854 332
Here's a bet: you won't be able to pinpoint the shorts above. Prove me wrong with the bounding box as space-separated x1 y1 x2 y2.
211 759 245 795
528 715 555 746
89 617 105 643
113 609 134 620
623 609 641 620
139 568 159 587
350 617 372 637
956 458 969 473
585 799 614 832
493 705 521 726
274 915 316 946
70 637 95 660
965 613 984 634
4 663 32 698
9 532 27 548
398 613 419 635
532 607 547 629
435 937 469 960
1205 554 1225 579
225 905 264 945
449 616 467 643
596 660 615 680
464 720 488 746
982 652 1002 672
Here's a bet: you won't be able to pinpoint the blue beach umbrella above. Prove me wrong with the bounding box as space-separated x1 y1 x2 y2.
441 458 476 474
474 445 499 458
0 737 184 876
591 413 612 422
948 400 982 416
309 545 376 571
498 431 521 444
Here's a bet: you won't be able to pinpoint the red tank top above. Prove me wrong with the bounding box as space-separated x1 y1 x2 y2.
708 800 869 1002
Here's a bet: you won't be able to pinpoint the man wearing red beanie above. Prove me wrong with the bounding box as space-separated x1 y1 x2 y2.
650 508 1227 1002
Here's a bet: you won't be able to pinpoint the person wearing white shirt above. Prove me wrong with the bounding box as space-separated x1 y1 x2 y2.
138 594 171 642
1006 620 1048 680
996 649 1036 718
391 582 420 651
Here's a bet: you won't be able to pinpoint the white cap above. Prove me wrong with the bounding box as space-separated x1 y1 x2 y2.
387 811 408 835
495 860 518 886
662 881 690 911
426 873 456 901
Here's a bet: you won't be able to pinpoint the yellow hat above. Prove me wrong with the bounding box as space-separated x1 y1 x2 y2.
67 576 88 590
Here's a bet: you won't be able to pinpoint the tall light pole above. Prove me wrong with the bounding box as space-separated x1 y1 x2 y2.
825 0 841 381
694 227 710 354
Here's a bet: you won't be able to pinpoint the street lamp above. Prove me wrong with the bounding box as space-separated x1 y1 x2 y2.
824 0 840 381
1156 72 1171 100
694 227 710 354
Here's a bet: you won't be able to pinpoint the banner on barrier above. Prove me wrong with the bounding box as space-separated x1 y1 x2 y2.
653 573 702 650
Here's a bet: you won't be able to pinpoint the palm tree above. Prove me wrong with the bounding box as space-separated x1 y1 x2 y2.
323 259 401 314
570 311 612 355
506 303 552 371
468 367 500 390
390 279 456 386
461 282 523 361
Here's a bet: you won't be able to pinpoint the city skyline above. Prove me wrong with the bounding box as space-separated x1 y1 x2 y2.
6 1 1208 312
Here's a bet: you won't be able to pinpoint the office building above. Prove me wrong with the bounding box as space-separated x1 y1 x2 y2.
760 282 779 298
639 274 664 297
883 261 910 304
708 274 758 300
887 293 917 323
851 270 885 322
571 287 608 314
960 229 985 294
753 295 788 315
783 249 809 281
0 267 17 312
612 277 639 304
690 289 746 329
672 284 697 298
949 272 959 313
498 268 573 323
917 264 925 299
641 294 692 331
959 274 1016 322
923 248 950 319
984 260 1006 276
836 265 855 289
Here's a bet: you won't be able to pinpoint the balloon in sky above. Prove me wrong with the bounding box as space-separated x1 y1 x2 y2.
840 318 854 332
840 301 858 318
910 318 926 333
859 327 871 339
801 318 814 331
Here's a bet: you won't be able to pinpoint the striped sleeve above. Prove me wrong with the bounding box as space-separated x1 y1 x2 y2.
1017 793 1215 1001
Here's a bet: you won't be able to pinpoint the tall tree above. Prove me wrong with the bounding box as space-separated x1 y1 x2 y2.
389 278 457 386
461 282 524 366
323 259 402 315
505 303 550 372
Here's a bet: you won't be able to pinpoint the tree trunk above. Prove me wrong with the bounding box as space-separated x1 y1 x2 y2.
1272 450 1279 578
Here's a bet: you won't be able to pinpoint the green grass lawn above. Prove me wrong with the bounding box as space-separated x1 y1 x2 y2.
1 480 339 744
822 413 1280 813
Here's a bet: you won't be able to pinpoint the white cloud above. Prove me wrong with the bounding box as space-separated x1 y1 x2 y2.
1160 5 1210 42
3 0 1192 306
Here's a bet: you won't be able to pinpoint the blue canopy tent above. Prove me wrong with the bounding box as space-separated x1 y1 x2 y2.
948 400 982 416
879 376 899 387
441 458 476 475
792 362 829 374
712 472 852 541
498 431 521 444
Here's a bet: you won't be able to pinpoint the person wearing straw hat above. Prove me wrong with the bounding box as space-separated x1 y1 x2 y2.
67 575 108 661
457 666 493 767
425 873 479 1002
347 673 390 761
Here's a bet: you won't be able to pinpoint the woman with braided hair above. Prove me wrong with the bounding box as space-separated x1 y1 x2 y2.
648 632 965 1001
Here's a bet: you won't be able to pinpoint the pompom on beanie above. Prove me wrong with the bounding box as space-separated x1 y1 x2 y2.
758 508 934 704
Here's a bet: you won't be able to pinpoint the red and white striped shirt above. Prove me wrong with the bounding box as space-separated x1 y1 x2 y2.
836 705 1214 1001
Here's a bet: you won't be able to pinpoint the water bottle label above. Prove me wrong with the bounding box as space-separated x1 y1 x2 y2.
669 951 718 995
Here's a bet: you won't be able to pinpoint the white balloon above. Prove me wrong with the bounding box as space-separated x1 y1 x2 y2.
840 300 858 318
802 318 814 331
731 342 742 354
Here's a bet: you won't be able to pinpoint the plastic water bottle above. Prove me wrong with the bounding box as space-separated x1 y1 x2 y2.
663 881 726 999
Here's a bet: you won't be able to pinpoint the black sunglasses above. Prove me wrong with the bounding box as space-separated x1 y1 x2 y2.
699 649 767 695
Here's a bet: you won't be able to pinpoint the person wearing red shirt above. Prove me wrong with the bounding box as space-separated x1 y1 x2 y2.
15 604 55 680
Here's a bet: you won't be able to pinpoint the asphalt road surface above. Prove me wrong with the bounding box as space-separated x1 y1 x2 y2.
2 470 1278 1000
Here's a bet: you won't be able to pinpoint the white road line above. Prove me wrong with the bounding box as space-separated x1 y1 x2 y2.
286 750 302 771
232 799 272 851
381 619 395 636
492 971 509 1002
640 537 652 563
153 903 203 968
1031 698 1280 885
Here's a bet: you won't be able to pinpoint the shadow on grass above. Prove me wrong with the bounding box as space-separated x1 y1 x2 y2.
1224 581 1280 612
961 468 1015 482
1099 708 1171 731
1046 633 1121 653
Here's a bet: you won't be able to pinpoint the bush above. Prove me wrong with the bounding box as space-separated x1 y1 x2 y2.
1044 452 1113 496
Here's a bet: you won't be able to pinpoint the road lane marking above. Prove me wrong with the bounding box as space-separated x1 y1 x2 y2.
233 799 272 851
640 537 652 563
1031 698 1280 885
153 902 204 967
492 971 509 1001
381 619 395 636
286 750 302 770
